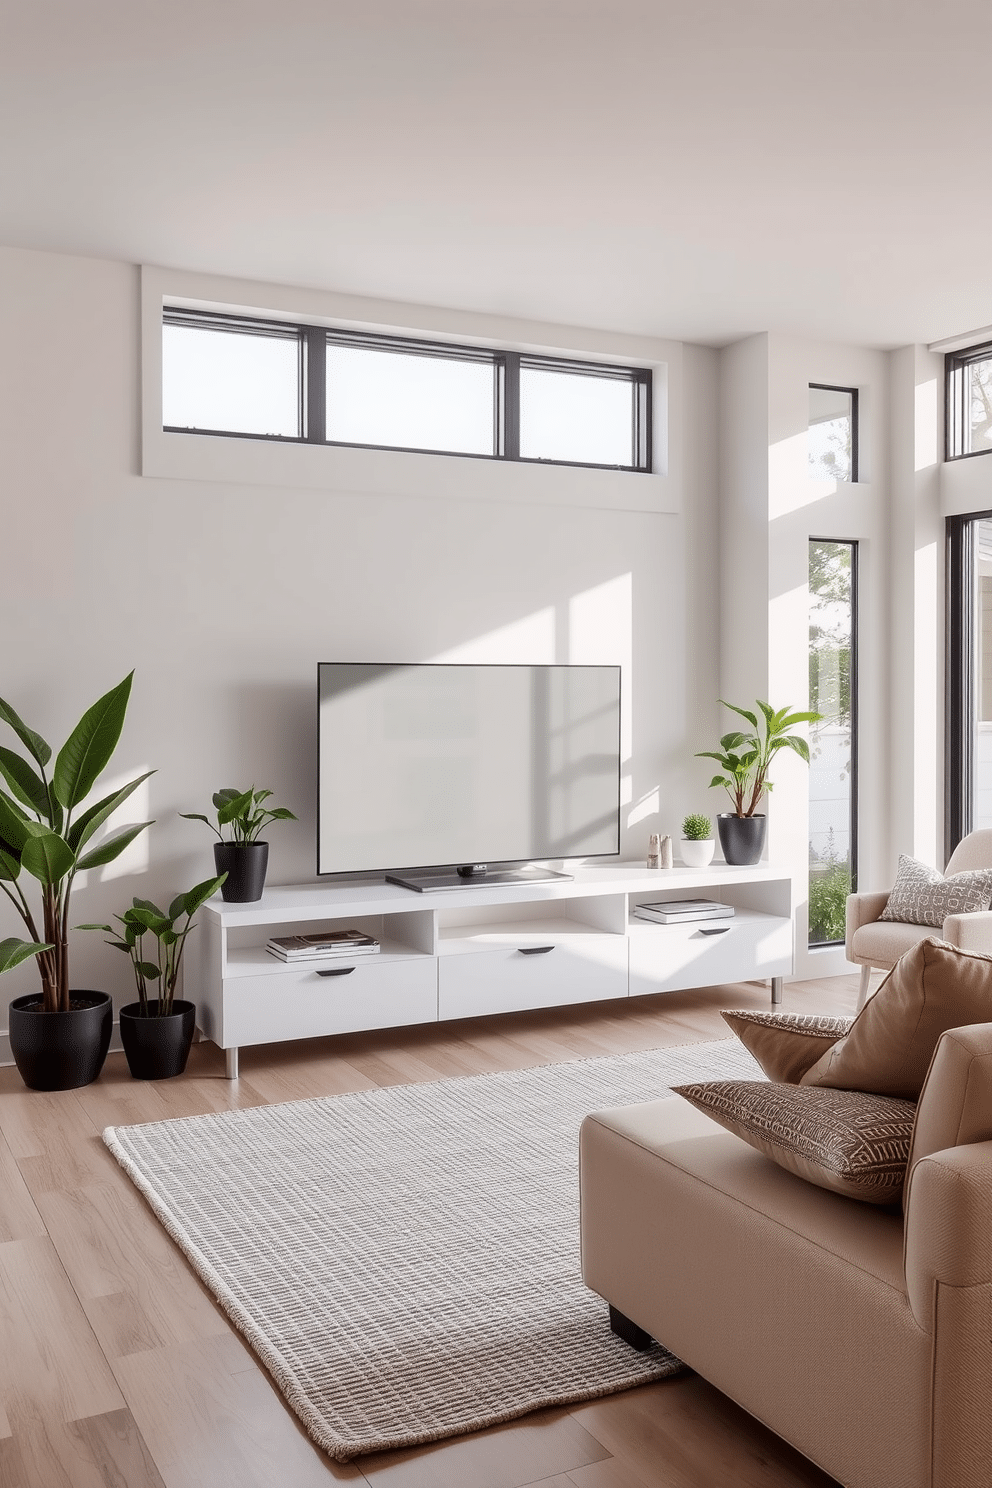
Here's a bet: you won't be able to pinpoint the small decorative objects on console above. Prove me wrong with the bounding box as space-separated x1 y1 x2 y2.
182 786 297 902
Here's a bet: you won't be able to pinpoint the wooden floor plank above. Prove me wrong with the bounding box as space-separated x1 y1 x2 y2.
0 1127 46 1243
0 1408 166 1488
0 1237 124 1430
570 1378 840 1488
34 1178 229 1359
113 1334 362 1487
360 1407 611 1488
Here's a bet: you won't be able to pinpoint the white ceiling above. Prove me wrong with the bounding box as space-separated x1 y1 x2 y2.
3 0 991 349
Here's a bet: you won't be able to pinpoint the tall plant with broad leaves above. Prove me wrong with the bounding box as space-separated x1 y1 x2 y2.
0 674 153 1011
696 700 821 818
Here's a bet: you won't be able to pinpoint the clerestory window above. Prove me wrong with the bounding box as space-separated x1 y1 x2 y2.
163 309 652 473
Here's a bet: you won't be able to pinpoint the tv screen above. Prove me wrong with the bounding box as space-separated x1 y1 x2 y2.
317 663 621 879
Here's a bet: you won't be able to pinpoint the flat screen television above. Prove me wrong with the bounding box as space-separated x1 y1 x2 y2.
317 663 622 891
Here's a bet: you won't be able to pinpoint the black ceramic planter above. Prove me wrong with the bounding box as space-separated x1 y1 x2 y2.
119 999 196 1080
214 840 269 902
8 990 113 1091
717 812 767 866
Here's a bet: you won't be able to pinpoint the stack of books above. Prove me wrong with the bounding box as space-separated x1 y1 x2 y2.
266 929 381 962
633 898 735 926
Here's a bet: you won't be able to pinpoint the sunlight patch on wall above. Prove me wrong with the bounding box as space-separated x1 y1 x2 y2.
433 608 556 663
915 378 938 471
771 431 835 516
627 787 659 828
86 767 154 883
569 573 632 761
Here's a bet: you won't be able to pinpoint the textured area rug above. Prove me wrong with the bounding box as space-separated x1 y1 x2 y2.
104 1037 761 1461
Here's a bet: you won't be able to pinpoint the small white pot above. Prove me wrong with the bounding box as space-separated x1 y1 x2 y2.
680 838 715 868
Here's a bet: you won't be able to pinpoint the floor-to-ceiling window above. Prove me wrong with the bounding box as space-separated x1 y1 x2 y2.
808 540 858 946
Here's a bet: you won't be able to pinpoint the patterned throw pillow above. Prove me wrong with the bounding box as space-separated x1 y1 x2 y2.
673 1079 916 1205
879 854 992 927
720 1009 852 1084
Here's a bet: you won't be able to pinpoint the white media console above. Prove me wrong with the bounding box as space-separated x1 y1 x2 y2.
188 863 793 1078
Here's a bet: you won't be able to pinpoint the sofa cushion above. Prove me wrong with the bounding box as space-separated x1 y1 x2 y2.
879 853 992 927
802 937 992 1099
720 1009 852 1083
673 1079 916 1204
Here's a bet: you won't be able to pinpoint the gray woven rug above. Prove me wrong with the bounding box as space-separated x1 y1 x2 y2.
104 1036 760 1461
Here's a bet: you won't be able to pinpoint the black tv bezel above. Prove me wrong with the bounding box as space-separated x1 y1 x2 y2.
315 661 623 881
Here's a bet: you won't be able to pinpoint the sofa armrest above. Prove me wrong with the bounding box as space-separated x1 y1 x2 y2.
845 890 890 957
941 908 992 953
907 1023 992 1179
904 1139 992 1328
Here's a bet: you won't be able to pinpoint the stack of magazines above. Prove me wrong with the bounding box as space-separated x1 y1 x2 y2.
633 898 735 925
266 929 381 962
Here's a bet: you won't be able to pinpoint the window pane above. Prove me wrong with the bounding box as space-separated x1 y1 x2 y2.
809 385 855 482
809 540 856 947
519 366 633 466
965 359 992 455
325 344 495 455
163 322 301 437
972 520 992 829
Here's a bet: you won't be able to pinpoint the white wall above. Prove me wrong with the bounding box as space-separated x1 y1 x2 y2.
0 244 714 1030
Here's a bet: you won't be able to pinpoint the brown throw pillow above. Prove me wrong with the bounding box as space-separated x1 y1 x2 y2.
721 1009 852 1083
674 1079 916 1205
801 937 992 1100
879 853 992 927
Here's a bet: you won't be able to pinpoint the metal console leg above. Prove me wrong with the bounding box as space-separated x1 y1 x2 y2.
225 1046 239 1080
771 976 783 1006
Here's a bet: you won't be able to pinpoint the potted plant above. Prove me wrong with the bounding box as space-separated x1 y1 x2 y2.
182 787 296 902
0 673 154 1090
696 700 820 865
79 872 225 1079
680 813 715 868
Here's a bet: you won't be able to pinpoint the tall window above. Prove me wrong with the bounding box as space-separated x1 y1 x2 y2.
947 513 992 851
808 384 858 483
809 540 858 947
162 309 652 472
946 345 992 459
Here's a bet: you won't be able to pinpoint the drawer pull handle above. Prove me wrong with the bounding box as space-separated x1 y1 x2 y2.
698 926 730 936
518 945 555 955
315 966 357 977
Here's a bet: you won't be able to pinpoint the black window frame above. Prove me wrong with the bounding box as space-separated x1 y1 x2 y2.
807 537 860 949
808 383 860 484
945 510 991 860
163 307 653 473
945 343 992 461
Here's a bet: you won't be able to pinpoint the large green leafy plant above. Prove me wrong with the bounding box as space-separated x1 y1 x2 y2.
182 786 296 844
697 700 820 818
0 674 152 1011
80 873 225 1017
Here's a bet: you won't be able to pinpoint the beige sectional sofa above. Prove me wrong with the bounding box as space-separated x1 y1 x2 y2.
580 1022 992 1488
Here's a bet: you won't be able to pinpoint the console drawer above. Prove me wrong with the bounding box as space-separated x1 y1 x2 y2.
628 911 792 997
213 956 437 1047
438 934 627 1021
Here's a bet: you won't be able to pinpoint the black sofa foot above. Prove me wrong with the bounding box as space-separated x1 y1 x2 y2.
609 1304 653 1351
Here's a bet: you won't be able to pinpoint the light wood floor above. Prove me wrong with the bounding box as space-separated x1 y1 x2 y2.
0 974 868 1488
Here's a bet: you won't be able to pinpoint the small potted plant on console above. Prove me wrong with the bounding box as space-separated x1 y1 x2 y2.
182 787 296 902
680 814 715 868
80 872 226 1079
696 700 820 865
